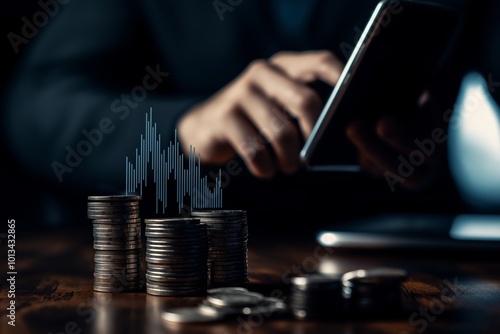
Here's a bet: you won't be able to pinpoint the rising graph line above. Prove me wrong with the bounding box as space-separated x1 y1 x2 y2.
125 108 222 214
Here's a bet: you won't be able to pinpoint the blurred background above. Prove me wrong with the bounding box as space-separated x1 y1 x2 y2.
1 0 500 232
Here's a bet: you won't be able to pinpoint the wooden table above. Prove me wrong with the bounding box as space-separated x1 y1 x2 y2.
1 222 500 334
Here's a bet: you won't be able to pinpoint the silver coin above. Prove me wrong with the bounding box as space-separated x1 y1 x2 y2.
146 246 207 253
144 223 203 229
146 285 205 297
145 272 205 282
206 291 264 307
291 274 342 288
94 252 142 259
144 218 201 224
161 307 225 323
146 243 206 249
145 257 204 265
199 296 286 317
87 206 140 212
145 268 205 275
89 212 141 219
93 222 141 229
341 267 408 285
202 222 247 227
88 202 140 208
93 240 142 246
144 230 205 237
144 254 206 262
207 287 249 294
88 195 142 201
93 232 141 238
93 225 141 232
145 231 203 238
191 209 246 217
93 233 141 240
93 244 142 251
89 213 141 219
92 218 142 224
95 263 141 270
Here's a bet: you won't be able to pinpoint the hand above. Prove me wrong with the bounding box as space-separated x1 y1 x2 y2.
177 50 343 178
346 92 446 191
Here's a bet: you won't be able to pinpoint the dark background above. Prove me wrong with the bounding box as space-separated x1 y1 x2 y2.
0 2 81 228
2 0 499 231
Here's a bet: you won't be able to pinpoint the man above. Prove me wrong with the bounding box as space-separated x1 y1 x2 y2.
2 0 471 227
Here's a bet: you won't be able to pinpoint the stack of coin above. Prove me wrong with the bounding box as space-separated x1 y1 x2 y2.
162 287 287 323
87 195 143 292
190 210 249 288
341 267 408 315
144 218 208 296
289 274 344 320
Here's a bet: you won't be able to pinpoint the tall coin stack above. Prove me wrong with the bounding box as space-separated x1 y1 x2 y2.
144 218 208 296
87 195 143 292
191 210 249 288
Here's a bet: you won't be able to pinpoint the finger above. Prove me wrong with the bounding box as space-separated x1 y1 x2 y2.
375 114 416 155
358 152 384 177
224 111 276 178
347 121 426 189
238 89 301 174
245 60 322 138
270 50 344 86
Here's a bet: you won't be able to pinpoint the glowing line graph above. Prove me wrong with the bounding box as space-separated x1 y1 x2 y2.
125 108 222 213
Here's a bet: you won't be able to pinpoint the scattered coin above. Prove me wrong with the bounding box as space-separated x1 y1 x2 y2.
161 288 287 324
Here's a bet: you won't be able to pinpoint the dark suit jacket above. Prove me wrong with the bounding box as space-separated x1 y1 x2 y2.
2 0 479 226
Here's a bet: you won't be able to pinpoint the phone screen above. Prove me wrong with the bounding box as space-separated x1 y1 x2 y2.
304 0 460 167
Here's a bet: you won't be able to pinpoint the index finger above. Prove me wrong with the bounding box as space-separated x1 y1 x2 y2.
270 50 344 86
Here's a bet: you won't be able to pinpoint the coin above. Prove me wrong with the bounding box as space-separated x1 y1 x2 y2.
288 273 345 320
161 307 225 323
144 217 208 296
206 291 264 307
88 194 144 293
88 195 142 201
206 287 249 294
341 267 407 314
191 209 248 288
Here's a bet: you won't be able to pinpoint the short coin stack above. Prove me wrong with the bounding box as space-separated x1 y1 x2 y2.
341 267 408 315
288 267 408 320
289 274 344 320
191 210 249 288
87 195 143 292
144 218 208 296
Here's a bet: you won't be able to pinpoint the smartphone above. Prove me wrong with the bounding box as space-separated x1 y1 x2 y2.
316 213 500 252
300 0 461 170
